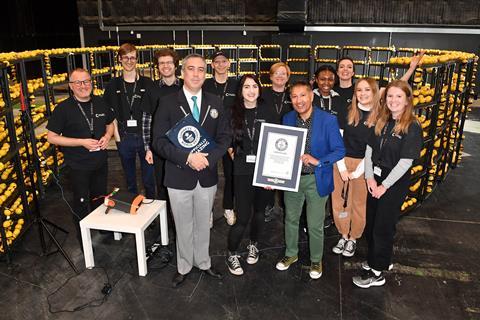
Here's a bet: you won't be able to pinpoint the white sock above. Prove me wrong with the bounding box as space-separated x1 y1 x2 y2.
371 268 381 276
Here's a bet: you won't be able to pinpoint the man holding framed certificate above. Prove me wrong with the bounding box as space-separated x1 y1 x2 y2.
275 81 345 280
152 54 231 288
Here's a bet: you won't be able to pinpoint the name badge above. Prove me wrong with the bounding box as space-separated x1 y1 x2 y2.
374 166 382 177
246 155 256 163
127 119 137 127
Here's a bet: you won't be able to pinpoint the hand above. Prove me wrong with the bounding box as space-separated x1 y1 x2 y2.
366 178 378 195
98 135 111 150
263 186 273 190
300 154 319 167
410 50 425 69
372 184 387 199
339 170 350 182
145 150 154 164
187 152 209 171
227 148 234 160
82 138 101 151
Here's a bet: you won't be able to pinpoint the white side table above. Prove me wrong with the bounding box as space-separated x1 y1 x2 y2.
79 200 168 276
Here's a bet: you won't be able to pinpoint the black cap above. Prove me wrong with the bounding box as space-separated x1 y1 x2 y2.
211 51 228 61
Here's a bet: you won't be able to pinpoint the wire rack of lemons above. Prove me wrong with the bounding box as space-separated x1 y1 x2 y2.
0 45 478 259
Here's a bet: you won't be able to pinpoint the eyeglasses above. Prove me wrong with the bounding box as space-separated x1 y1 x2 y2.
121 56 137 62
69 79 92 87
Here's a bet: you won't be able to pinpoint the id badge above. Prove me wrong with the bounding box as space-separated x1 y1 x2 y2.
339 211 348 219
246 155 256 163
373 166 382 177
127 119 137 127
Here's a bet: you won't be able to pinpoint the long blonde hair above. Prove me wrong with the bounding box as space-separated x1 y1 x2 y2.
348 78 380 127
374 80 418 135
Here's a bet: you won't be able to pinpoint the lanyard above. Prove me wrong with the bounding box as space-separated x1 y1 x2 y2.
320 96 332 111
123 79 137 119
341 180 350 209
75 98 94 138
214 80 229 102
244 107 258 153
379 120 395 152
274 91 286 115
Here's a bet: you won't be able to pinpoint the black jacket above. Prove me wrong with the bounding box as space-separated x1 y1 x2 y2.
152 89 232 190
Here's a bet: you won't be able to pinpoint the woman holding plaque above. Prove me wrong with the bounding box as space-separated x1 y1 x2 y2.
226 74 275 276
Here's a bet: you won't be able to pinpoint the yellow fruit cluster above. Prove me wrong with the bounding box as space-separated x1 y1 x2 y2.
401 196 417 211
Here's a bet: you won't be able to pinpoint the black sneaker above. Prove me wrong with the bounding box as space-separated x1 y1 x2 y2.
352 269 386 288
342 240 356 257
246 242 259 265
226 254 244 276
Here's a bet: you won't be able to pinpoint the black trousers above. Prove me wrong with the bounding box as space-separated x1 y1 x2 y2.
222 154 234 210
153 152 168 201
365 168 410 271
227 174 271 252
68 162 108 246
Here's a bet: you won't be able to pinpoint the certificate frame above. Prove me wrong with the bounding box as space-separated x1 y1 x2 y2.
252 123 307 192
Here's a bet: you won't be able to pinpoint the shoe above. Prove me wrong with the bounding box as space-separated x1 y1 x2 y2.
352 269 386 288
342 240 356 257
361 261 393 271
246 242 259 265
203 267 223 280
224 209 236 225
226 254 244 276
332 238 347 254
309 262 323 279
172 272 188 288
276 256 298 271
209 211 213 229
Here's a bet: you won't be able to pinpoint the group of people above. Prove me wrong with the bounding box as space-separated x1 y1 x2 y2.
46 43 423 289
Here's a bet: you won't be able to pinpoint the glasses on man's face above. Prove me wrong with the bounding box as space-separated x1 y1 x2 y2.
69 79 92 87
121 56 137 62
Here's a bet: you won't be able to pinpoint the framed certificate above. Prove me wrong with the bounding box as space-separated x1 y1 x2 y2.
253 123 307 192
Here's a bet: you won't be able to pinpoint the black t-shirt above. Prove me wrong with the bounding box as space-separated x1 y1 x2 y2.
233 101 276 175
343 109 374 159
261 87 292 125
333 84 354 109
46 96 114 170
141 78 183 116
103 76 154 135
313 91 348 129
203 77 239 111
368 119 423 170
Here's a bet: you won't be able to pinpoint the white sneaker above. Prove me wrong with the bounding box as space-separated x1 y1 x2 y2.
246 242 259 264
342 240 356 257
224 209 236 226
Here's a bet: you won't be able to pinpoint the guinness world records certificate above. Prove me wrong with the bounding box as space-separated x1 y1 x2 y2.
253 123 307 192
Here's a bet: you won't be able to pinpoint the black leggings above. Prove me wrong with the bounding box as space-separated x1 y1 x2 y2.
68 162 108 246
227 174 272 252
365 169 410 271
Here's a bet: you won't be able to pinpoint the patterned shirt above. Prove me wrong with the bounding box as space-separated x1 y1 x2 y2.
296 113 314 174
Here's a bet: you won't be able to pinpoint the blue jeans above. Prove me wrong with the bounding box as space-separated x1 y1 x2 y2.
117 133 155 199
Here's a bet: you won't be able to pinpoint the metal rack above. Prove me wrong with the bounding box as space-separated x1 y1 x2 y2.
286 45 311 83
258 44 282 86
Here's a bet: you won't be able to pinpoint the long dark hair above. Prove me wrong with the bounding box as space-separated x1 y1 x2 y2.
231 74 262 150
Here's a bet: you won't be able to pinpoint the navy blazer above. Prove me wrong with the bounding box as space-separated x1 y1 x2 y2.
283 107 345 196
152 89 231 190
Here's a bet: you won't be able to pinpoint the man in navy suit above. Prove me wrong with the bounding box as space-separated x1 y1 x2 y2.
275 81 345 280
152 54 231 288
